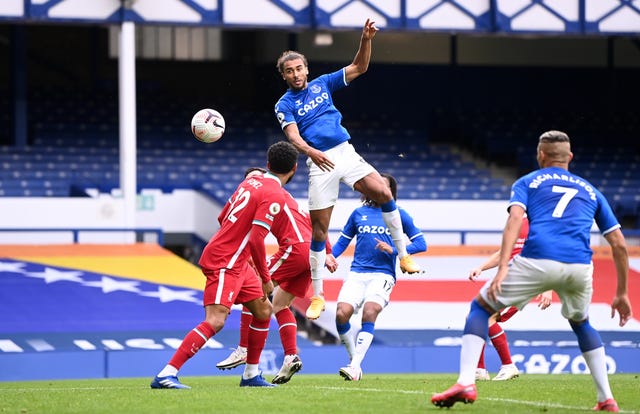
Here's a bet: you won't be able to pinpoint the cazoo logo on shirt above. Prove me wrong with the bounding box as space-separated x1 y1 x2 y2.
358 225 390 236
296 91 330 116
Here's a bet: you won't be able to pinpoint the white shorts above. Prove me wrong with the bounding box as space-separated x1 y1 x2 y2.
307 142 376 210
336 271 395 313
479 256 593 321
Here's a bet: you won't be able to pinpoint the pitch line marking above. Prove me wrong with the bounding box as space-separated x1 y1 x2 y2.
315 386 638 413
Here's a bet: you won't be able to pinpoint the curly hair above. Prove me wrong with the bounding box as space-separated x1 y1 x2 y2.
276 50 308 74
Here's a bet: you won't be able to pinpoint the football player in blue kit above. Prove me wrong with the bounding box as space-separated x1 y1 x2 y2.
274 19 421 321
331 173 426 381
432 130 633 412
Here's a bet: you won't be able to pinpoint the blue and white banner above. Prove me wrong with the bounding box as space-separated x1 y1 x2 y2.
1 0 637 34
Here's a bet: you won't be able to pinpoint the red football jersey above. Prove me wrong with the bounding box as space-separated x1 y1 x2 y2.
510 216 530 259
270 190 312 246
199 174 285 281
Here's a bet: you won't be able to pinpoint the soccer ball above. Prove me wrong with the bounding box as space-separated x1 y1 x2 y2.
191 108 225 143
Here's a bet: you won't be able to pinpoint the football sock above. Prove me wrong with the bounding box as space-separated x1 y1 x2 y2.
570 319 612 401
157 365 178 378
489 323 512 365
351 322 375 368
582 347 614 402
477 343 486 369
166 321 215 372
275 308 298 355
458 299 492 385
569 319 603 352
239 306 252 348
247 317 270 364
458 334 487 386
336 321 355 361
243 364 259 380
463 299 491 338
310 241 326 297
380 200 408 258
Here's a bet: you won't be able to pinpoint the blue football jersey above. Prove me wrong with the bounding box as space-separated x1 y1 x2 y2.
332 205 426 279
274 69 351 151
509 166 620 264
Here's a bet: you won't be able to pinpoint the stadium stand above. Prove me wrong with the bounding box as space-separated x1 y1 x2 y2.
2 90 639 230
1 64 639 226
0 87 514 203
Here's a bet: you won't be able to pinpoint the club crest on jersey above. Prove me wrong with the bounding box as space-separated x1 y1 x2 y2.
310 84 321 94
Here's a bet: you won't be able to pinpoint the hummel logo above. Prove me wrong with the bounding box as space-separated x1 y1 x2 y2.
361 215 367 221
228 291 234 301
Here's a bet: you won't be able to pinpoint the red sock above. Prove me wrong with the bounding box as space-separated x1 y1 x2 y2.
477 343 486 369
275 308 297 355
168 321 215 370
247 317 270 364
239 306 252 348
489 323 512 365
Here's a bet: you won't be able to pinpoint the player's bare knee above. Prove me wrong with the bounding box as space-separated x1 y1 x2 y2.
253 304 273 320
203 316 225 333
335 305 352 324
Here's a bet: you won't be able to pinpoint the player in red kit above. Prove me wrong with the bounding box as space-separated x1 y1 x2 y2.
468 216 552 381
216 167 338 384
150 141 300 389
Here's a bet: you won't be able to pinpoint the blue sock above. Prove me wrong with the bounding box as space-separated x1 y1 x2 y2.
311 239 325 252
380 200 397 213
463 299 491 338
336 322 351 335
569 319 603 352
361 322 375 335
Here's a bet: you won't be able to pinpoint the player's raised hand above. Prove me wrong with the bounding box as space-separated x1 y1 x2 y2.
362 18 379 40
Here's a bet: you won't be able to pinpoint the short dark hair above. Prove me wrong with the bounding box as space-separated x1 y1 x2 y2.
268 141 298 174
243 167 267 178
539 130 570 143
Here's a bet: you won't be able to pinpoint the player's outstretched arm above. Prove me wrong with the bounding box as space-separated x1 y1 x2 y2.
468 250 500 281
345 19 378 83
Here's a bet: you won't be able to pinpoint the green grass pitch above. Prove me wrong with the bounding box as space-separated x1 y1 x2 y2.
1 374 638 413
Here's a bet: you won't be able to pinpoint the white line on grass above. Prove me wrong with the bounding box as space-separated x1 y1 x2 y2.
315 386 638 414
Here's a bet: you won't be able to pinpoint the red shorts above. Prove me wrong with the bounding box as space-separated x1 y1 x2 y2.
497 306 519 323
268 243 311 298
202 262 264 308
